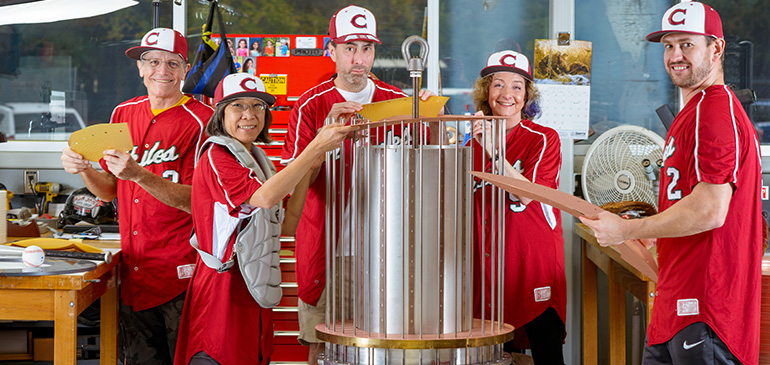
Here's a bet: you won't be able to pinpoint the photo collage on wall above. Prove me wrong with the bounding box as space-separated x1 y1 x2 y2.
224 36 293 75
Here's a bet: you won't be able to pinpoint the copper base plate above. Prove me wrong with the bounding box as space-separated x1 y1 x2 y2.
316 319 514 349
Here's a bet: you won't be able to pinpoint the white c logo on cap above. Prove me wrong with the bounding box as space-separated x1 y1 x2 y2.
240 78 257 91
500 54 517 66
669 8 686 26
351 14 367 29
145 32 160 46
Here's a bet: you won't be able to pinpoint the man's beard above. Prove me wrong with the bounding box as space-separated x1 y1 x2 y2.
668 59 711 89
341 68 369 91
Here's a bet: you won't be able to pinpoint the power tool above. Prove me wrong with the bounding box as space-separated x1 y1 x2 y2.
34 182 61 216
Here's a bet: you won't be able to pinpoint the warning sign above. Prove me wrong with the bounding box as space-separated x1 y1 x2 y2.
259 74 288 95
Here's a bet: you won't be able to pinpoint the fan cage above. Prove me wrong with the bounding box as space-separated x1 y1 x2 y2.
581 125 665 210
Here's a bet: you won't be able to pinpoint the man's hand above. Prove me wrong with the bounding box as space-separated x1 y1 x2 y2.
61 147 94 174
102 149 146 182
326 101 363 122
579 211 629 247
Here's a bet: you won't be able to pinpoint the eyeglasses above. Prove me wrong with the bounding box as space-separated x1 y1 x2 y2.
140 57 184 70
228 102 267 114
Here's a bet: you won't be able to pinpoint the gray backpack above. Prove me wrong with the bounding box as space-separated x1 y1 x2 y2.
190 135 283 308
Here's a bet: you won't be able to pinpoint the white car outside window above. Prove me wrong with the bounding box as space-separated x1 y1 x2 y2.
0 102 86 141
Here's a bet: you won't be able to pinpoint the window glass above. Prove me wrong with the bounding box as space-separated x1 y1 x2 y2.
575 0 672 142
0 1 427 141
577 0 770 144
706 0 770 143
438 1 549 116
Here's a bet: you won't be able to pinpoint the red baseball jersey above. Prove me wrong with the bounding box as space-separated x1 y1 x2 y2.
175 144 274 365
280 76 408 305
650 85 762 364
472 119 565 348
101 96 212 311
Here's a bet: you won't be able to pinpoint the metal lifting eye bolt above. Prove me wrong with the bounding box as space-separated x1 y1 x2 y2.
401 35 430 118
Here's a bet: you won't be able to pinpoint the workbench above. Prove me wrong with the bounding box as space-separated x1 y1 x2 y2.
577 223 655 365
578 223 770 365
0 238 120 364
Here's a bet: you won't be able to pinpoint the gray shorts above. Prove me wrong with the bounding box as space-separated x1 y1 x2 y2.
642 322 741 364
297 258 355 346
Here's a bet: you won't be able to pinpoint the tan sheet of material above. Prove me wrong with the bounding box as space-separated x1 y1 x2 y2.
357 95 449 122
69 123 133 162
6 238 104 253
469 171 659 282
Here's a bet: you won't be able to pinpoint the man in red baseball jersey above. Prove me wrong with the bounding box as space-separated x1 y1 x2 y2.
61 28 213 364
581 3 762 364
280 5 439 363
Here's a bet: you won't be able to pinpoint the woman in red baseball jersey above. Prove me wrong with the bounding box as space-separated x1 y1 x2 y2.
471 50 566 364
174 74 353 365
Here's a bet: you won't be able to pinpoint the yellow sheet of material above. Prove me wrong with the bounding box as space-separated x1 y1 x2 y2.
69 123 133 162
358 96 449 122
6 238 104 253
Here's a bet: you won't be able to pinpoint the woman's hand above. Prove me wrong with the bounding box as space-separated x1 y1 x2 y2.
310 123 356 154
471 112 499 159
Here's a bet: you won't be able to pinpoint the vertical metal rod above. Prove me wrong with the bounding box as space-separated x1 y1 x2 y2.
466 140 473 333
380 124 387 337
480 118 486 334
435 119 440 337
351 124 358 336
418 119 424 340
331 117 340 332
366 125 372 337
325 117 333 329
453 119 460 337
400 121 406 339
498 120 508 330
497 118 505 330
152 0 160 28
334 115 352 332
490 118 497 331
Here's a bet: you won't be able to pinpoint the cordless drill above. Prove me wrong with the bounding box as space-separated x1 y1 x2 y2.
34 182 60 216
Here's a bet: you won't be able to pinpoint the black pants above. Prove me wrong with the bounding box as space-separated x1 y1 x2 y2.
119 292 186 365
505 307 565 365
642 322 741 364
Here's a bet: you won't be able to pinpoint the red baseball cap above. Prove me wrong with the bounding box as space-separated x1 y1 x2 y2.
480 50 533 81
125 28 188 62
213 73 276 107
329 5 381 44
646 2 723 43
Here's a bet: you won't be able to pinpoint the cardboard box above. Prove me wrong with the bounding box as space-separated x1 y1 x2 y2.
33 337 54 361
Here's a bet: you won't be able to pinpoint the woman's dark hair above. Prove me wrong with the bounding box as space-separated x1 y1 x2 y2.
470 73 541 120
205 101 273 144
242 58 253 72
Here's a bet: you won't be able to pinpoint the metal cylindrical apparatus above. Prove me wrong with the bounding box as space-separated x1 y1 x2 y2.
316 115 513 365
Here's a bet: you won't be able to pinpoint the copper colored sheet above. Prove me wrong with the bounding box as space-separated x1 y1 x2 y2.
357 95 449 122
69 123 133 162
470 171 659 282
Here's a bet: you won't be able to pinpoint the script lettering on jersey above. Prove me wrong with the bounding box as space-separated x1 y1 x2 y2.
662 137 676 165
472 159 527 212
130 141 181 167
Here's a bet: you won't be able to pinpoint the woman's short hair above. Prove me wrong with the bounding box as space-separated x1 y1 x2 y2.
205 101 273 144
471 73 541 120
